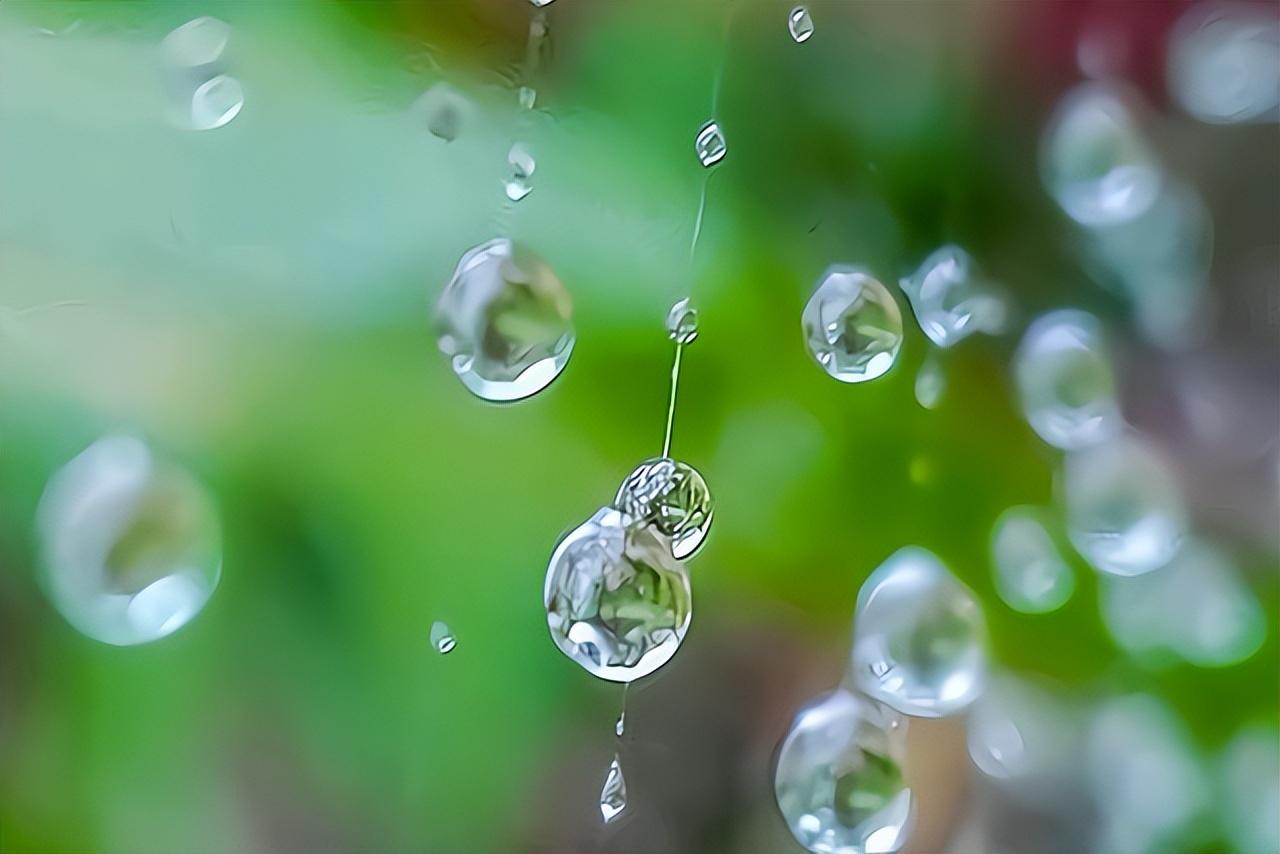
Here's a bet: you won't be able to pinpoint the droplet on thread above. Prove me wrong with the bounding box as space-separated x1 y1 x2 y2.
665 297 699 345
802 266 903 384
899 245 1007 348
615 711 626 738
599 755 627 823
614 458 713 561
694 121 727 167
430 620 457 654
788 7 815 43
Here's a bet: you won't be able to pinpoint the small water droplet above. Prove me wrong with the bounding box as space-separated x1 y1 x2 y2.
430 620 457 654
849 547 987 718
161 16 230 68
802 266 903 384
665 297 699 345
189 74 244 130
774 688 913 854
599 755 627 822
914 355 944 410
694 121 727 167
788 6 815 43
899 245 1007 348
416 82 468 142
615 711 626 738
529 0 556 6
518 86 537 111
990 507 1075 614
614 458 713 560
505 142 536 201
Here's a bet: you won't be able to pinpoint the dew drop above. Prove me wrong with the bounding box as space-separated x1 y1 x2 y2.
694 121 727 167
665 297 699 345
1014 309 1123 450
1063 434 1186 577
544 507 692 682
1219 724 1280 854
189 74 244 131
518 85 537 111
615 711 626 738
788 7 815 43
802 266 903 384
849 547 987 718
161 16 230 68
599 755 627 823
416 82 468 142
990 507 1075 614
434 238 574 402
1168 2 1280 125
529 0 555 6
614 457 713 560
914 355 944 410
37 436 222 646
898 245 1006 348
774 688 913 854
505 141 536 203
430 620 457 654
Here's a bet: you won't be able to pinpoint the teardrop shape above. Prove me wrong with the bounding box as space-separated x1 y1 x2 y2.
694 121 727 167
788 7 815 43
849 547 987 718
898 246 1006 348
599 755 627 823
544 507 692 682
615 711 626 738
802 266 903 384
913 355 944 410
429 620 457 654
434 238 575 402
614 458 713 560
665 297 699 345
774 688 913 854
990 507 1075 614
37 436 222 646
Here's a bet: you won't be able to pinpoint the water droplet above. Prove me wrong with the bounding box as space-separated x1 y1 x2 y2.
161 16 230 68
990 507 1075 614
615 711 626 738
518 85 537 111
802 266 903 384
694 121 727 167
504 142 536 201
788 7 815 43
614 457 713 560
914 355 944 410
1219 724 1280 854
189 74 244 131
966 674 1076 784
416 82 467 142
1099 538 1264 667
599 755 627 823
529 0 556 6
1041 83 1163 227
665 297 699 345
544 507 692 682
1014 309 1123 450
849 547 987 718
36 436 222 646
898 246 1007 348
1063 434 1186 577
774 688 913 854
430 620 457 654
434 238 574 402
1169 2 1280 125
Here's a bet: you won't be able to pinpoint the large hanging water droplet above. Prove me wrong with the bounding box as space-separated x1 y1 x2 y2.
1014 309 1123 450
1063 434 1186 577
37 436 222 646
990 507 1075 614
913 355 944 410
430 620 457 654
898 246 1006 348
665 297 699 345
505 142 536 202
1041 83 1163 227
849 547 987 718
434 238 575 402
599 755 627 823
189 74 244 131
694 121 727 167
788 7 815 43
544 507 692 682
774 688 913 854
802 266 903 384
614 458 713 560
160 16 230 68
415 82 468 142
1168 3 1280 125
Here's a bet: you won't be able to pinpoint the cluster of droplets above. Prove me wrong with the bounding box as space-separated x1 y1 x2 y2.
160 16 244 131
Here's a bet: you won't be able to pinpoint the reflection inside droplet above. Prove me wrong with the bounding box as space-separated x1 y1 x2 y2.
665 297 699 345
802 266 903 384
899 246 1006 348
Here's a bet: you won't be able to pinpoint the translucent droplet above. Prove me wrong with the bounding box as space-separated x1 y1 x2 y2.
615 711 626 738
774 688 913 854
161 16 230 68
1041 83 1163 227
529 0 555 6
544 507 692 682
898 246 1007 348
614 458 713 560
505 142 536 202
430 620 457 654
416 82 467 142
434 238 575 402
966 674 1075 784
694 121 727 167
1014 309 1123 450
1219 724 1280 854
1169 2 1280 125
599 755 627 823
788 7 815 43
849 547 987 718
913 355 944 410
518 86 537 111
189 74 244 131
1063 434 1186 576
1099 538 1264 667
802 266 903 384
665 297 699 345
990 507 1075 614
36 436 222 646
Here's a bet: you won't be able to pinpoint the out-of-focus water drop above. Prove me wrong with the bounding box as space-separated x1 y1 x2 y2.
600 755 627 823
967 674 1077 786
505 142 536 202
1219 725 1280 854
990 507 1075 614
429 620 457 654
1099 538 1264 667
898 246 1006 348
695 121 727 167
1041 83 1163 227
1169 1 1280 124
416 82 467 142
434 238 574 402
614 458 713 561
518 86 537 111
774 688 913 854
788 7 815 44
1063 434 1186 576
160 16 230 68
1014 309 1123 450
544 507 692 682
37 436 222 646
802 266 903 384
189 74 244 131
665 297 699 345
913 355 944 410
849 547 987 718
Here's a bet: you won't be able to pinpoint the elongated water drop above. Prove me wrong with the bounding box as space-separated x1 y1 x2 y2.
615 711 626 738
788 7 815 43
189 74 244 130
599 755 627 823
914 355 944 410
37 436 222 646
429 620 457 654
802 266 903 384
434 238 574 402
665 297 699 345
898 246 1006 348
990 507 1075 614
518 86 537 111
161 16 230 68
614 458 713 560
849 547 987 718
416 82 467 142
774 688 913 854
695 121 727 167
505 142 536 202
